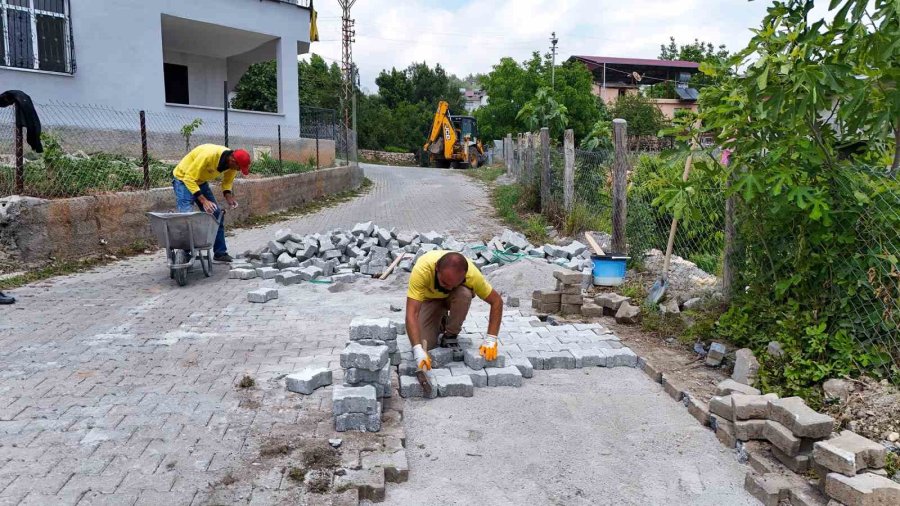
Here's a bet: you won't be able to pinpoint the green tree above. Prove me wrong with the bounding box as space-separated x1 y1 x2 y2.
231 60 278 112
230 54 342 112
677 0 900 389
299 54 343 109
476 52 599 143
609 93 666 137
516 87 569 137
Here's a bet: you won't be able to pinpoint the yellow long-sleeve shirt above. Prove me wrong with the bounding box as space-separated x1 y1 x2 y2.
172 144 238 195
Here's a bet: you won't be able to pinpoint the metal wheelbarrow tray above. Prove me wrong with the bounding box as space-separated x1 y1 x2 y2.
147 211 223 286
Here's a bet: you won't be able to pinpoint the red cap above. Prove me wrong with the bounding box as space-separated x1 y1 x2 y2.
233 149 251 176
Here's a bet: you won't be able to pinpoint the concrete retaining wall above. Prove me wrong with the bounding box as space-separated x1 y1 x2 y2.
0 164 363 267
358 149 417 166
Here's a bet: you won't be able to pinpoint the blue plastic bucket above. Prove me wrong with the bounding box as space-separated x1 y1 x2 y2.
591 255 629 286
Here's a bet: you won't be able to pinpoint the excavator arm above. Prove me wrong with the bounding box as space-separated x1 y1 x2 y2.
423 100 457 159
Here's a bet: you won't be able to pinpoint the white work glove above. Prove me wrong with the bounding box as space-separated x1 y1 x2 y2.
413 344 432 371
479 334 499 361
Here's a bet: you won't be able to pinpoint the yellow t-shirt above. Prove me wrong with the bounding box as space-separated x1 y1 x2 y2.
407 250 493 302
172 144 238 194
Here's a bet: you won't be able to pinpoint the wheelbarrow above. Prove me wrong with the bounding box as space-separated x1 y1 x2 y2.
147 210 224 286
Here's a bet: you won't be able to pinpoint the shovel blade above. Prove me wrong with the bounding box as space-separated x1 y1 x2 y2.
646 278 667 306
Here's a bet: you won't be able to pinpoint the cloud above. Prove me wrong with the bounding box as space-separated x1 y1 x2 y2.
305 0 835 94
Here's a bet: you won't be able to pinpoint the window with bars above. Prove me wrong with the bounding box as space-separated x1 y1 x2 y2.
1 0 74 74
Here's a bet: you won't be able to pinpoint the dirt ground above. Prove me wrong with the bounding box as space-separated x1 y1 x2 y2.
823 377 900 445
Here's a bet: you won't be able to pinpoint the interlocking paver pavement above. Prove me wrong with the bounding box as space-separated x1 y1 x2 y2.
0 164 502 505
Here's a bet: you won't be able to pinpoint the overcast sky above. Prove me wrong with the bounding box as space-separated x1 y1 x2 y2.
306 0 832 94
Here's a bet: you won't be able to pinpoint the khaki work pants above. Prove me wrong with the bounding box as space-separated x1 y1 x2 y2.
418 286 474 351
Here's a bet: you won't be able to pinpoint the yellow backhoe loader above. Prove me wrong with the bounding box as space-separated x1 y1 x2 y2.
423 100 485 169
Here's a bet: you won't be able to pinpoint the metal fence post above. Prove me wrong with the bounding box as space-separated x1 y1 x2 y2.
139 110 149 189
223 80 229 147
277 125 283 173
540 128 550 213
723 170 737 301
611 119 629 254
14 112 24 195
315 122 320 169
563 129 575 213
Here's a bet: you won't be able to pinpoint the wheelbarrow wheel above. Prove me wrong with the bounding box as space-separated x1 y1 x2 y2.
200 250 211 277
173 250 189 287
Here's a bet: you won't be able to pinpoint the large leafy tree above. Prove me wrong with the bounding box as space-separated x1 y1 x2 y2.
677 0 900 388
230 54 342 112
609 93 666 137
476 52 600 143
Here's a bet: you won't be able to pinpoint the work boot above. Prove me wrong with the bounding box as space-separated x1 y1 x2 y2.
0 292 15 305
213 253 234 263
439 333 464 361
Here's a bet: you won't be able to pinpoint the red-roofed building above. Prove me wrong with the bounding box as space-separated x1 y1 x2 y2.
569 55 701 119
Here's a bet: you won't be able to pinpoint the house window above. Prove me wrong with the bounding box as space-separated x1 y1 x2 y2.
163 63 189 105
1 0 75 73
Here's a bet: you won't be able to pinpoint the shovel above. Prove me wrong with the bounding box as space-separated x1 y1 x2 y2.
646 144 696 306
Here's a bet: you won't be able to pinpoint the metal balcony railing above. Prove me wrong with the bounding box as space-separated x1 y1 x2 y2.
260 0 312 8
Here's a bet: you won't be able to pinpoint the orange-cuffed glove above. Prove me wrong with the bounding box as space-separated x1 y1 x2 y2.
413 344 432 371
479 334 499 361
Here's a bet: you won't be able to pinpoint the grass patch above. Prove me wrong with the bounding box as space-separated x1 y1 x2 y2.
0 178 373 291
287 467 306 482
465 165 505 184
237 375 255 389
0 240 152 291
306 473 331 493
492 183 549 244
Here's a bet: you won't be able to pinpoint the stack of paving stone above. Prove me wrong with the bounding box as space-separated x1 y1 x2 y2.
333 319 397 432
531 271 588 316
397 310 638 399
229 225 598 288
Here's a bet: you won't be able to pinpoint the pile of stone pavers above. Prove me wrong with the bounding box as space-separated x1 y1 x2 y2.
531 271 590 316
227 224 597 290
682 376 899 505
332 318 403 432
396 309 639 399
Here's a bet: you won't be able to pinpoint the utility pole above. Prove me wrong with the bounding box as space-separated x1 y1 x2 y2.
351 63 358 134
338 0 357 159
550 31 559 90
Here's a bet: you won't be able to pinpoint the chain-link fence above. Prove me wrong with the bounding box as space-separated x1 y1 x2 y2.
0 101 350 199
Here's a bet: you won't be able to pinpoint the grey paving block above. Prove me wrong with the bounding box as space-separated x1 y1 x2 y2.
256 267 278 279
430 347 456 368
332 384 377 415
507 357 534 378
399 374 436 399
298 266 324 281
421 231 444 245
568 348 607 368
285 367 332 394
436 375 474 397
540 350 576 369
335 402 381 432
229 268 257 280
463 348 506 370
352 221 375 236
275 272 303 285
449 364 488 387
276 253 300 269
485 366 523 387
768 397 833 439
605 347 638 367
339 342 389 371
268 240 286 256
247 288 278 303
349 317 398 342
344 364 391 386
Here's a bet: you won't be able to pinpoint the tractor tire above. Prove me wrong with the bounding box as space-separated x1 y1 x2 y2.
468 149 480 169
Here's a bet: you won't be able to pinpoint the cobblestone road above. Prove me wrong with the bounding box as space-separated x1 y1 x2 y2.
0 164 502 505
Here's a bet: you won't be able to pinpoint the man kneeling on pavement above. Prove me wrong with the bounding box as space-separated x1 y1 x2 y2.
405 250 503 372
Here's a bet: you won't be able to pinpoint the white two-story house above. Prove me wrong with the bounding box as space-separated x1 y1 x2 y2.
0 0 326 162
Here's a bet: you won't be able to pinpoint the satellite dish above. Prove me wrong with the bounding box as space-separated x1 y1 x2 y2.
632 72 643 82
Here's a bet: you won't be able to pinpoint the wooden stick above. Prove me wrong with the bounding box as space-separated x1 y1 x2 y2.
379 252 406 280
584 232 606 256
